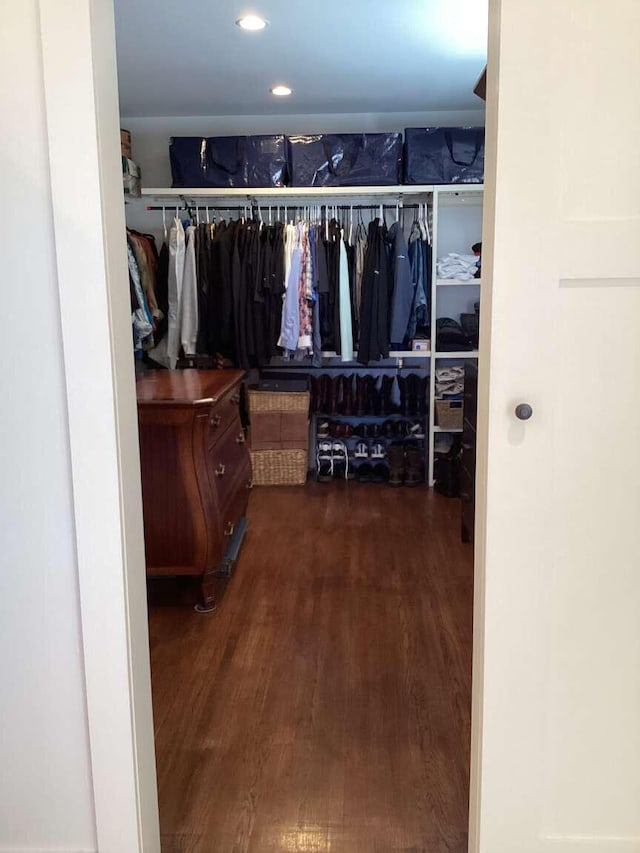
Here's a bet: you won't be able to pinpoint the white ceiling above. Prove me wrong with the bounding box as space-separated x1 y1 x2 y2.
114 0 487 118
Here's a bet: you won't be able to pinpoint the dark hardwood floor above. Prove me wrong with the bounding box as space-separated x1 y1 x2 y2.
149 483 474 853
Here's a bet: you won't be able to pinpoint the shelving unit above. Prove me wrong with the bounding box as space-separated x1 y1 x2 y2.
140 183 483 488
428 187 483 486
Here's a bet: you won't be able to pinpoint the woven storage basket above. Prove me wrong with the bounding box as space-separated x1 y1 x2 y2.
435 399 464 430
248 389 309 414
250 449 308 486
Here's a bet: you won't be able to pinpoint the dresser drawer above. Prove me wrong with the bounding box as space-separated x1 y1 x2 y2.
208 386 242 449
220 465 252 543
209 419 250 512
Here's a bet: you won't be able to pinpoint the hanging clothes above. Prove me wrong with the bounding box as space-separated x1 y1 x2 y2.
195 222 212 354
181 224 198 356
155 237 169 341
309 224 322 367
388 220 413 347
297 222 314 353
278 224 302 353
338 231 354 361
166 217 186 369
134 204 426 369
128 232 162 324
407 221 431 340
127 239 153 354
358 218 391 364
325 219 341 355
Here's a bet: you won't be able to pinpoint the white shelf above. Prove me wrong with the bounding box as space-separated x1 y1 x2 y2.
433 426 463 433
142 184 441 199
434 351 479 359
436 278 481 287
319 350 431 360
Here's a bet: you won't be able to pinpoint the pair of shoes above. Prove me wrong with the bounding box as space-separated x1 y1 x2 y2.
353 422 382 439
356 462 389 483
387 443 425 487
316 440 350 481
380 419 426 440
354 441 385 460
317 421 354 439
331 422 353 438
397 374 429 417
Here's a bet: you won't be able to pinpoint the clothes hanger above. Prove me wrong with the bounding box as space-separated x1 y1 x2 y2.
162 205 167 242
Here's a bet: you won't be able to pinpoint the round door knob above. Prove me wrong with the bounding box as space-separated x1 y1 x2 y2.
515 403 533 421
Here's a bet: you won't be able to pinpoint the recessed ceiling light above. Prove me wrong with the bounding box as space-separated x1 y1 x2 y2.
236 14 268 31
270 85 292 97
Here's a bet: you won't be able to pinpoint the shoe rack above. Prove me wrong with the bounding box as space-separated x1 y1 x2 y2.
309 367 429 486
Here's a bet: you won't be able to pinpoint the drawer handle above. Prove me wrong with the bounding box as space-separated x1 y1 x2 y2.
224 521 235 537
231 394 241 405
210 414 222 428
215 463 226 477
245 480 254 490
236 432 246 444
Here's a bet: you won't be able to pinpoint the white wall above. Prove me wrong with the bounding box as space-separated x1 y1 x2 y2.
122 108 486 187
0 2 97 851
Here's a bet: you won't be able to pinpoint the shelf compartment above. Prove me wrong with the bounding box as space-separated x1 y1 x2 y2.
436 278 482 287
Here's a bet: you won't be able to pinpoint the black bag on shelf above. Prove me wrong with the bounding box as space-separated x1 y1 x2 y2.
436 318 474 351
288 133 403 187
245 134 289 188
404 127 485 184
170 136 247 188
460 313 480 348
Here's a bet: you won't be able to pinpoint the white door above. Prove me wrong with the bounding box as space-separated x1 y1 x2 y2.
471 1 640 851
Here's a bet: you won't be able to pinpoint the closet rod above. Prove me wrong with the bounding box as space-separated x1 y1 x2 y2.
144 203 425 212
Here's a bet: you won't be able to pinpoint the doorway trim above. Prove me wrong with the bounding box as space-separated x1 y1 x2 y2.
37 0 497 849
39 0 160 850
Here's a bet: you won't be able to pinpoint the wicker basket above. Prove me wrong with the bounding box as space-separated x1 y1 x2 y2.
435 399 464 430
250 449 308 486
248 389 309 414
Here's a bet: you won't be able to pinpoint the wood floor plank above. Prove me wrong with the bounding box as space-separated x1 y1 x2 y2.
149 483 473 853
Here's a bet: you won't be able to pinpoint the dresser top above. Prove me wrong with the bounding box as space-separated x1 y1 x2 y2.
136 369 244 406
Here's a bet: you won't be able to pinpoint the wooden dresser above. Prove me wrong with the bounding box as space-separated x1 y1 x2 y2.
136 369 251 610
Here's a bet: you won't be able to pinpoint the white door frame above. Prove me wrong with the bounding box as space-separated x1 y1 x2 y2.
39 0 160 850
38 0 502 849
